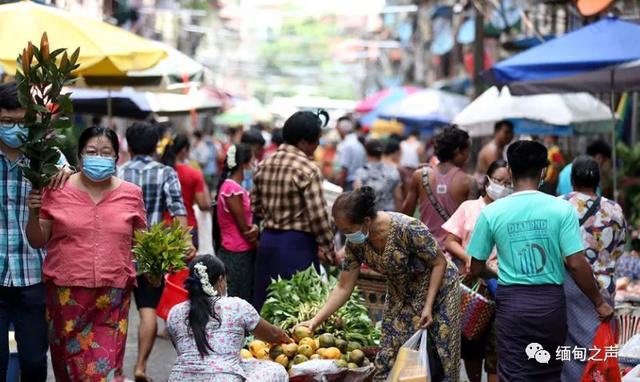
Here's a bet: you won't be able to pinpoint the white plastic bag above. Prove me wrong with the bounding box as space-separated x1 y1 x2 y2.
289 359 341 379
386 329 431 382
620 334 640 360
195 205 214 255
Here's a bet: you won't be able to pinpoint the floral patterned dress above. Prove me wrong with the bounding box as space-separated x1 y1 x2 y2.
46 286 131 382
342 212 461 381
167 296 288 382
562 192 627 295
560 192 627 381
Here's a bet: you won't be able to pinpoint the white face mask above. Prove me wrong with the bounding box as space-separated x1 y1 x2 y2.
486 177 513 200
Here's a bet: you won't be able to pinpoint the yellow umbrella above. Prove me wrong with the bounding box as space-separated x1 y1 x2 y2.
0 1 167 76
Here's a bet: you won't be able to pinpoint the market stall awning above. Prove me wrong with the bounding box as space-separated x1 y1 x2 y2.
0 1 167 76
507 59 640 95
486 17 640 86
69 87 221 119
453 86 613 137
82 42 204 89
379 89 469 129
356 86 421 127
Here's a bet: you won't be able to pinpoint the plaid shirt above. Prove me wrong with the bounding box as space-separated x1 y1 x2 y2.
118 156 186 225
0 149 67 287
252 144 334 249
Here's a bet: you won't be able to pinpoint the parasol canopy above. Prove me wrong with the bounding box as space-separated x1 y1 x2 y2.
0 1 167 77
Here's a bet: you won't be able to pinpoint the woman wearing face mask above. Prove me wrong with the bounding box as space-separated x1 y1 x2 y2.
442 159 511 382
298 187 460 382
167 255 290 382
25 127 147 382
214 144 258 302
443 160 512 276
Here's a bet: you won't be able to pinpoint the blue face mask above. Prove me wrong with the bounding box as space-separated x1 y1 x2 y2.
242 168 254 191
345 226 369 244
0 124 28 148
82 156 116 182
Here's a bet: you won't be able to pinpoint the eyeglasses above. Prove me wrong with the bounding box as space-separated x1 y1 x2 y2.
0 120 22 127
489 177 512 187
82 151 116 158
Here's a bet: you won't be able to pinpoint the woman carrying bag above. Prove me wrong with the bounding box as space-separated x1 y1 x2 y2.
298 187 460 382
560 156 627 381
442 159 512 382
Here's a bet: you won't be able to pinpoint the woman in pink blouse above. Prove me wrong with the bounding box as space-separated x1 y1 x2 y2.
214 143 258 303
26 127 147 382
441 159 511 382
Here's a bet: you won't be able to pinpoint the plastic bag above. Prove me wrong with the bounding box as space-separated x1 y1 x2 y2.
289 360 341 377
387 330 430 382
581 322 622 382
194 204 214 255
620 334 640 361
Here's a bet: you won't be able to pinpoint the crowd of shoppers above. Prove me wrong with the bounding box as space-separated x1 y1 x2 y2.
0 74 634 382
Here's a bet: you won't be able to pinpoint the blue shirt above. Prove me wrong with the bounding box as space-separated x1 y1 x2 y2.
118 156 186 225
337 133 366 183
467 190 584 286
556 163 573 196
556 163 602 196
0 149 67 287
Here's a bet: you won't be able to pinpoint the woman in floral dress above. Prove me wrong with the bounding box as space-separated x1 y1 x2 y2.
300 187 461 381
167 255 291 382
26 127 146 382
560 156 627 381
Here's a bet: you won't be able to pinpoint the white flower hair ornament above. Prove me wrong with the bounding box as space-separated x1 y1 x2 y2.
226 145 237 169
194 262 218 297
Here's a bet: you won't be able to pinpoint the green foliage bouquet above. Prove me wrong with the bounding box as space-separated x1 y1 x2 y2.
132 221 191 285
15 33 79 190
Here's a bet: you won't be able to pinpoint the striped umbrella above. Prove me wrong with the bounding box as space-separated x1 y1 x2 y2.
356 86 421 127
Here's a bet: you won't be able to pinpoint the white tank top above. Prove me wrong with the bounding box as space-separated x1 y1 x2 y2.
400 140 421 168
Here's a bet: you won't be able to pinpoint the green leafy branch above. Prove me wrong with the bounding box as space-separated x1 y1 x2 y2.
132 221 191 285
260 266 380 346
15 33 79 189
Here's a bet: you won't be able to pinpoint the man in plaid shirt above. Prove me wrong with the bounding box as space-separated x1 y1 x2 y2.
0 82 72 381
118 122 194 381
251 110 336 309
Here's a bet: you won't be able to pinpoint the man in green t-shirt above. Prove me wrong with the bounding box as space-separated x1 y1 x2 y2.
467 140 613 381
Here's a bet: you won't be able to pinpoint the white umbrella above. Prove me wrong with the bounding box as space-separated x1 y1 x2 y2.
453 86 613 137
127 42 204 89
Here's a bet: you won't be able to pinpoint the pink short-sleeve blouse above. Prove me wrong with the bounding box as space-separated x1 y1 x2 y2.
442 197 498 271
40 180 147 289
216 179 254 252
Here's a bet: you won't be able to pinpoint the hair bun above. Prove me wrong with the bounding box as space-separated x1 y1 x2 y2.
358 186 376 205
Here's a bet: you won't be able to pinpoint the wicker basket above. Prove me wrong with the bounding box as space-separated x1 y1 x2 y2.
356 268 387 322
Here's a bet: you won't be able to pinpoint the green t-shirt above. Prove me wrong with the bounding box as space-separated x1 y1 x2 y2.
467 190 584 286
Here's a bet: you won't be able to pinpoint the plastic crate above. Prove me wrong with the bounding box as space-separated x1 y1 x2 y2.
356 268 386 323
617 305 640 346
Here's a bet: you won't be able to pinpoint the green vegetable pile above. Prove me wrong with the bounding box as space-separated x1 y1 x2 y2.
132 221 191 285
260 266 380 346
